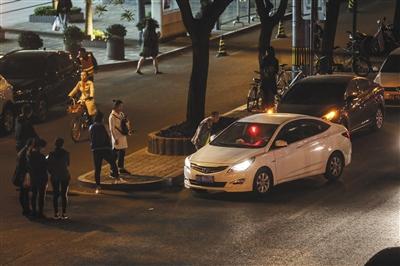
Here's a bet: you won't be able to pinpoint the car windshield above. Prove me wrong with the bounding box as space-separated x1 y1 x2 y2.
282 80 348 105
381 55 400 72
0 54 45 78
210 122 278 148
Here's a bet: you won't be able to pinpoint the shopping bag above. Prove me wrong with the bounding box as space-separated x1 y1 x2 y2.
52 16 61 32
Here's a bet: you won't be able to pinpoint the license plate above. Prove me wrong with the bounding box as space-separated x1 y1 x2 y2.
196 175 214 184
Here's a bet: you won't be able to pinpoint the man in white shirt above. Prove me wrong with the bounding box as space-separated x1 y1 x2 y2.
109 100 130 174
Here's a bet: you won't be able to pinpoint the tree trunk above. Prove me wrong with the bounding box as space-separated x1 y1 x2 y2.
258 19 274 67
85 0 93 38
187 30 210 126
321 0 341 73
394 0 400 39
53 0 59 9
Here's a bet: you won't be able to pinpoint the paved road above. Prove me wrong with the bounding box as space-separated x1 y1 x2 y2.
1 1 399 265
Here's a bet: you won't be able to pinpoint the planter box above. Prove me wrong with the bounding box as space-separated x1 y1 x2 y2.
147 131 195 156
29 13 84 23
82 39 106 49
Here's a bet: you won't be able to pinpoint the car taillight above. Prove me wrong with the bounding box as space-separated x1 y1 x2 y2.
342 131 350 139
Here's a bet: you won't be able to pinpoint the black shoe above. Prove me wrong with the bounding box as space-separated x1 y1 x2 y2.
61 213 69 220
119 168 131 175
110 173 119 179
136 70 143 75
37 213 46 219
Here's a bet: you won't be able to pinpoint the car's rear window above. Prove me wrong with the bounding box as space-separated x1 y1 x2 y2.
282 80 347 105
0 54 45 79
381 55 400 73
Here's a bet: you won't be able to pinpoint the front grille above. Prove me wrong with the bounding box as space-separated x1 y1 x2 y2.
190 164 228 174
189 179 226 187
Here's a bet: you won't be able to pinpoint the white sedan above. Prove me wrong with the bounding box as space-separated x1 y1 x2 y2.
184 113 352 195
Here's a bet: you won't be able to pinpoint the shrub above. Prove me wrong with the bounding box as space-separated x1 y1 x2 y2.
63 26 84 54
18 31 43 49
33 6 81 16
93 29 106 41
106 24 127 38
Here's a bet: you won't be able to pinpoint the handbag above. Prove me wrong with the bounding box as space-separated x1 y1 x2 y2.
52 16 61 32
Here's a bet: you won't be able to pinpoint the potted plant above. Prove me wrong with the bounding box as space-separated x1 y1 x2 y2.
63 26 85 56
82 29 107 48
106 24 126 60
30 5 84 23
18 31 43 49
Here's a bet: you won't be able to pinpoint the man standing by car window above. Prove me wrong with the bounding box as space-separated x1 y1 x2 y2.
191 111 220 150
260 46 279 109
15 105 38 152
77 48 98 82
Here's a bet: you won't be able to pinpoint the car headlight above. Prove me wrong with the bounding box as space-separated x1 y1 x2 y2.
266 107 275 114
322 110 338 121
229 157 255 172
184 157 191 168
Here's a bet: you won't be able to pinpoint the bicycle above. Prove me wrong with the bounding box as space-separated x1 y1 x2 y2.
246 71 263 112
276 64 292 95
67 98 91 143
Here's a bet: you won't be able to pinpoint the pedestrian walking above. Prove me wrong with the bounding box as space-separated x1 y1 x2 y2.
68 71 97 117
56 0 72 29
14 138 35 216
15 104 38 152
89 112 120 194
76 48 98 81
136 18 161 75
47 138 70 220
191 111 220 150
109 100 131 175
27 139 48 219
260 46 279 109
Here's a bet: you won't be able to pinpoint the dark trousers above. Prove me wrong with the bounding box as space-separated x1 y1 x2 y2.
261 77 277 107
114 149 126 169
31 181 47 215
19 185 30 214
51 178 69 214
93 149 119 186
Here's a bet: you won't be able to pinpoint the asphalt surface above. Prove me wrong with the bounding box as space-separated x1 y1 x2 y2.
1 1 399 265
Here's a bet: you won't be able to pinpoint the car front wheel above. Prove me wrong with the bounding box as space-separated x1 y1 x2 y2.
253 169 273 196
324 152 344 181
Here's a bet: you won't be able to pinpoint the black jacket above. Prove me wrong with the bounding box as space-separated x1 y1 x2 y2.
56 0 72 14
15 116 38 151
14 146 29 186
27 150 48 185
47 148 70 181
89 123 112 151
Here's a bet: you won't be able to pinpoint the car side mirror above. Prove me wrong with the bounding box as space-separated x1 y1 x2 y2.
274 140 288 148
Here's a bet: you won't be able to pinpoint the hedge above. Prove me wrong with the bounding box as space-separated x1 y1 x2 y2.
33 6 82 16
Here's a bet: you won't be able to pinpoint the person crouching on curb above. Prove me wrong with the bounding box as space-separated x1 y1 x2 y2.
89 112 120 194
191 111 220 150
27 139 48 219
68 71 97 118
109 100 131 175
47 138 70 220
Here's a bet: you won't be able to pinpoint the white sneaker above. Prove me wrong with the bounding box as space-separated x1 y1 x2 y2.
95 186 101 194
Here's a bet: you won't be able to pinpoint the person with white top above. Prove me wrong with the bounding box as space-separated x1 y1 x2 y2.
109 100 131 174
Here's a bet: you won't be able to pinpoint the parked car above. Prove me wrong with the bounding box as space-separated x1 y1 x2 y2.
184 113 352 195
277 75 385 133
0 50 79 122
0 74 15 134
374 47 400 106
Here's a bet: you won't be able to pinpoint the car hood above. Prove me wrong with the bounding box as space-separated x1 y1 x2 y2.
190 144 262 165
277 103 341 117
6 78 41 90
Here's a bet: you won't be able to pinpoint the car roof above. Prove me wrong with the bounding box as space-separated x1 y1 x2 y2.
238 113 311 124
297 74 355 85
3 50 69 59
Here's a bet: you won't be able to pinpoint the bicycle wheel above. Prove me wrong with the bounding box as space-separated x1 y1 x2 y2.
247 84 259 112
71 116 82 143
353 57 371 77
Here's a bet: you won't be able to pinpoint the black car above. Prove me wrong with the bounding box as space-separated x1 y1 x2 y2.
0 50 79 122
277 75 385 133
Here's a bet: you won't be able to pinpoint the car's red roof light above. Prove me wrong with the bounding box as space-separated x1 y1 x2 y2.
248 125 260 137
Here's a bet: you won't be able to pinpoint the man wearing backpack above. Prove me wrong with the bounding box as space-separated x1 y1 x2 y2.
109 100 131 175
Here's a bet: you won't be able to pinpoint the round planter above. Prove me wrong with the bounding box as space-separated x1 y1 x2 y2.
147 132 195 156
107 37 125 60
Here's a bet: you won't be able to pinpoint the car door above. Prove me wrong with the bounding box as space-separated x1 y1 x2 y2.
272 121 309 182
44 55 64 103
344 79 364 131
355 78 375 127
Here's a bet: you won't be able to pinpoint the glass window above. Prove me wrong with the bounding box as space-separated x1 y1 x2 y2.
298 119 330 138
275 121 304 144
56 54 73 71
282 80 348 105
210 122 278 149
381 55 400 73
0 54 45 79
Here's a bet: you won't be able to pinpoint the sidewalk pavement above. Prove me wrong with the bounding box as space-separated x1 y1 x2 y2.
77 105 251 190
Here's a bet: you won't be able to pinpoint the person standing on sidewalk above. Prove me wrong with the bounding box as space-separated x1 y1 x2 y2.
89 112 119 194
109 100 131 175
136 18 161 75
15 138 35 216
56 0 72 29
15 104 38 152
191 111 220 150
260 46 279 109
47 138 70 220
77 48 98 82
27 139 48 219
